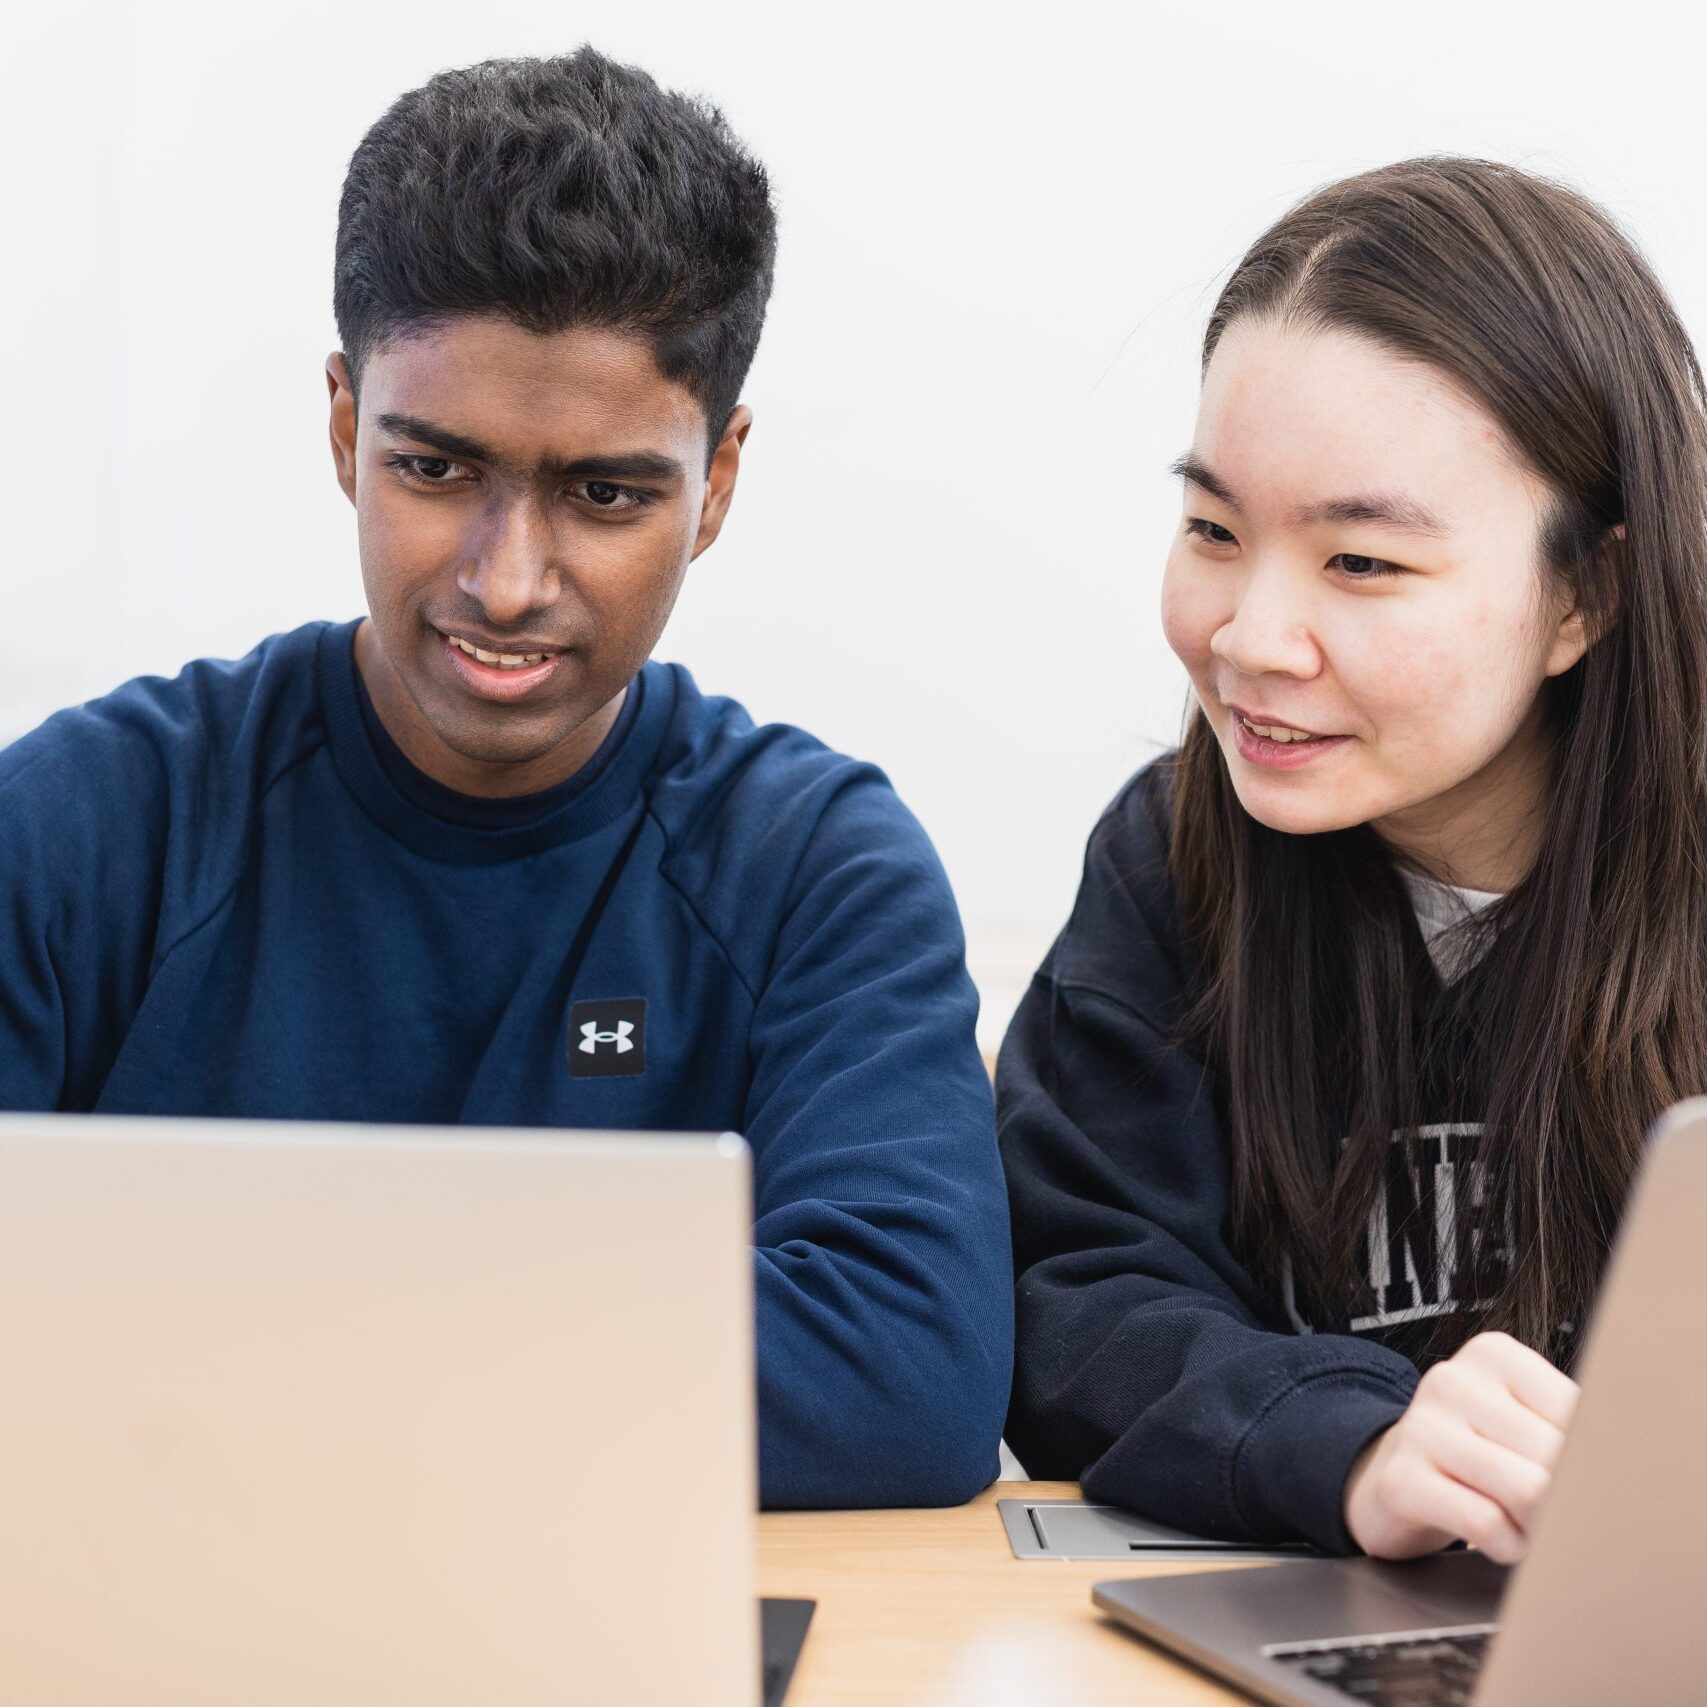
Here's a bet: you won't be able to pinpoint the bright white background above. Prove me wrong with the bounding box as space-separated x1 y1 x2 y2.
5 0 1698 1049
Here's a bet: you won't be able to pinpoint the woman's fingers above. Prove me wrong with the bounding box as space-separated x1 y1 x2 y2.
1463 1382 1569 1473
1460 1331 1581 1432
1503 1348 1581 1434
1426 1421 1553 1534
1424 1473 1528 1566
1347 1333 1580 1564
1386 1459 1527 1566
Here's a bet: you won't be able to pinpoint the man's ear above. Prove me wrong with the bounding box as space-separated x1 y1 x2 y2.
1545 521 1623 677
327 353 359 506
689 404 753 561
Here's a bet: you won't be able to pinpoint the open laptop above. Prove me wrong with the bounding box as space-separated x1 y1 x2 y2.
0 1114 809 1706
1093 1096 1707 1705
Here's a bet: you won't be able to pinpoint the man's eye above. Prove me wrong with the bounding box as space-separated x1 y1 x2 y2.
1184 517 1237 545
574 481 648 512
386 454 471 485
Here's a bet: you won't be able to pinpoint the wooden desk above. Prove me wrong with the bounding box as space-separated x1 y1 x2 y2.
758 1480 1257 1705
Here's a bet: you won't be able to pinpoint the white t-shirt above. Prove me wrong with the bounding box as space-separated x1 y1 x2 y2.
1399 868 1504 983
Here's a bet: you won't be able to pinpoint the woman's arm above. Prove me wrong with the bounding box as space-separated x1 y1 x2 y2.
998 771 1420 1552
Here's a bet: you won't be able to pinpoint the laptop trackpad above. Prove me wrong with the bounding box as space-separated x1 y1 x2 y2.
1365 1551 1510 1629
1096 1550 1506 1650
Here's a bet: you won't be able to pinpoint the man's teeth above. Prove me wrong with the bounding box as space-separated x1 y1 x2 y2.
449 635 550 670
1241 717 1320 744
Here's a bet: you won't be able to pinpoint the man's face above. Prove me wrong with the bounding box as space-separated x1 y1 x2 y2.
327 317 747 796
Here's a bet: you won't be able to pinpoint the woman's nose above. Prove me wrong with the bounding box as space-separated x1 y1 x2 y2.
1209 563 1322 681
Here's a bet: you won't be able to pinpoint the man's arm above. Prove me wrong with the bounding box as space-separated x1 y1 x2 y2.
0 739 70 1106
0 702 173 1112
738 772 1011 1509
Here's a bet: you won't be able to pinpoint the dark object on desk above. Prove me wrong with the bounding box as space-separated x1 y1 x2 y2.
999 1496 1316 1563
760 1597 814 1707
1270 1625 1491 1704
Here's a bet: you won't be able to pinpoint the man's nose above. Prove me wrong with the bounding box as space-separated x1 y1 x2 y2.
458 497 560 624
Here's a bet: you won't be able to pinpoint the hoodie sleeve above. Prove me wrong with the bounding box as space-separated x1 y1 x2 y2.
739 765 1012 1510
997 762 1418 1553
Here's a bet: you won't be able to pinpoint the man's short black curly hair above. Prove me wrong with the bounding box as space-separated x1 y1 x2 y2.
334 48 777 444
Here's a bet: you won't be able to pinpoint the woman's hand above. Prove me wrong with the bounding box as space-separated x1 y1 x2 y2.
1343 1331 1580 1565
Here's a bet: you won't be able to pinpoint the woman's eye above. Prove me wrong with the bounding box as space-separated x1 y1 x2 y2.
1330 552 1403 580
1185 517 1237 546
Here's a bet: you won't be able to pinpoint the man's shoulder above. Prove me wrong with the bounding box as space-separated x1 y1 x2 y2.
641 664 950 952
647 662 922 847
3 621 334 773
0 621 341 839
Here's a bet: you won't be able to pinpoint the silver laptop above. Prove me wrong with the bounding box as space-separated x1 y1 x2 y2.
1094 1096 1707 1705
0 1115 760 1706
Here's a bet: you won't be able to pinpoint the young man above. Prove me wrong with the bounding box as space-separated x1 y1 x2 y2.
0 49 1011 1508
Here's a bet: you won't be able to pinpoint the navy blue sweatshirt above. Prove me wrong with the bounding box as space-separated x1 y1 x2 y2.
0 618 1013 1509
1000 758 1459 1554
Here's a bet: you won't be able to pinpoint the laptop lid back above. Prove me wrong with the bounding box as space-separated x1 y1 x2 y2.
0 1115 758 1707
1478 1098 1707 1705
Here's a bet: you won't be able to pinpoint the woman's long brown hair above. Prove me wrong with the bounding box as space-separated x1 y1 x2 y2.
1170 157 1707 1357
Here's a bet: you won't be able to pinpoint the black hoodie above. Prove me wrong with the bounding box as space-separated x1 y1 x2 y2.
998 755 1510 1554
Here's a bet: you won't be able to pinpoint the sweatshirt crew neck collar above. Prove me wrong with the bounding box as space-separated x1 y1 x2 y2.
317 618 672 864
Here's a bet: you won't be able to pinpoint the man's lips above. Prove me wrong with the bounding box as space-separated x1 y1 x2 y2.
436 629 569 702
434 625 568 666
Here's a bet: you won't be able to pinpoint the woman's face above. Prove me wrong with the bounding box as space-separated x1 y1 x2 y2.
1161 318 1592 882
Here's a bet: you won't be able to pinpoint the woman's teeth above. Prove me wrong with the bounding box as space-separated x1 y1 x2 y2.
1240 716 1321 744
448 635 550 670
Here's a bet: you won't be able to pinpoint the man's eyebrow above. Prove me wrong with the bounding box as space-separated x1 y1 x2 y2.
1169 452 1451 537
375 414 686 485
538 450 686 484
375 413 495 465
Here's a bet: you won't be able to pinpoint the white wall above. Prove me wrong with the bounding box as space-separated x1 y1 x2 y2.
6 0 1701 1049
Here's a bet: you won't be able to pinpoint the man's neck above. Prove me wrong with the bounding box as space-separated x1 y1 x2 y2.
352 619 626 800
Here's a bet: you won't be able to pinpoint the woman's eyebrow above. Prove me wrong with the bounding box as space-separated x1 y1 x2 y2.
1170 453 1238 507
1170 451 1451 538
1295 492 1452 537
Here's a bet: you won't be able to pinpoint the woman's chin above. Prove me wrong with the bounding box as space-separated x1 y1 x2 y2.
1226 771 1373 838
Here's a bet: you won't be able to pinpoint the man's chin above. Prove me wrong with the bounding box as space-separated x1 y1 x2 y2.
427 718 575 774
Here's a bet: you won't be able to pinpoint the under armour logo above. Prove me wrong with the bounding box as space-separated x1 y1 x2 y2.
568 998 647 1079
579 1020 635 1055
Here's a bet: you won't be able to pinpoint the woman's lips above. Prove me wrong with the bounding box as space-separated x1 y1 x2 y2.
1228 710 1350 771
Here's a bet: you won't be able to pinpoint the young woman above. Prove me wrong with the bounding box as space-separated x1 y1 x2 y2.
999 156 1707 1563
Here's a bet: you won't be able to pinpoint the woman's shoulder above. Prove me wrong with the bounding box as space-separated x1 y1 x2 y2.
1045 751 1195 1017
1086 750 1179 874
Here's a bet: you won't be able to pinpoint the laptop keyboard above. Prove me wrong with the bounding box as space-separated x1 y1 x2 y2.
1266 1624 1495 1703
